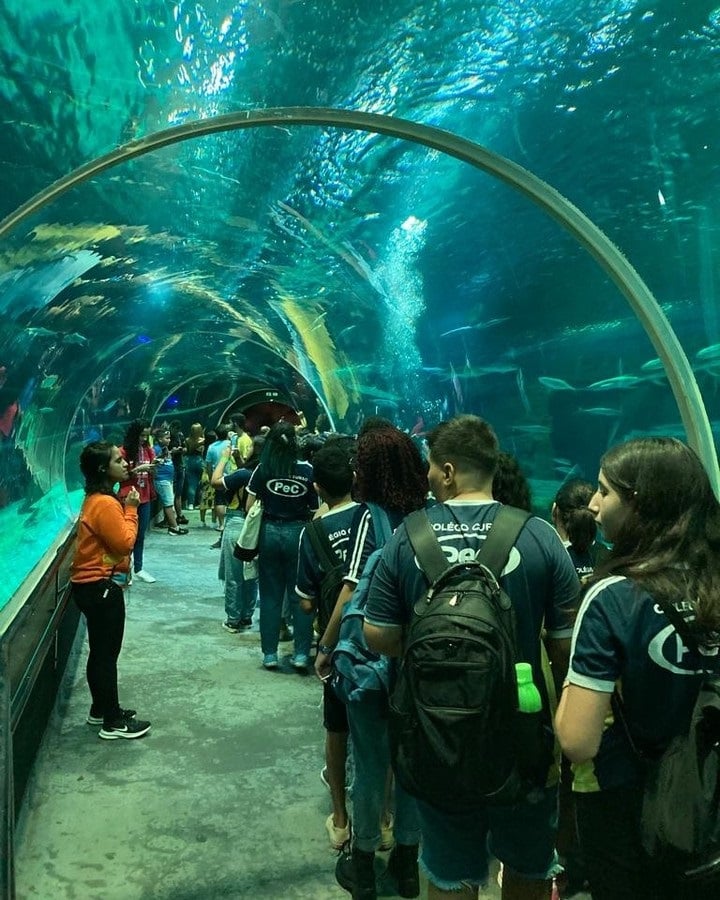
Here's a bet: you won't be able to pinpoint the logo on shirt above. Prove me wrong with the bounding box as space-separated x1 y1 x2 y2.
267 478 308 497
414 536 521 575
648 625 716 675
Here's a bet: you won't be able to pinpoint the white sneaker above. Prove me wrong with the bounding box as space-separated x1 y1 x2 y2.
134 570 156 584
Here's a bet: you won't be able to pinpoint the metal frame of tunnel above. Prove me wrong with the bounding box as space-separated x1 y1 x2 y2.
0 106 717 495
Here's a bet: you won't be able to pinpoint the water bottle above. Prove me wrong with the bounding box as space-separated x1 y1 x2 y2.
516 662 542 713
514 662 548 781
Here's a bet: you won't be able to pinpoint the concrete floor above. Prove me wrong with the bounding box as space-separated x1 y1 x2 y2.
13 511 588 900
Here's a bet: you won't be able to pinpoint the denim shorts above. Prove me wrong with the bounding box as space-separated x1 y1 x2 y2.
155 479 174 507
417 786 561 890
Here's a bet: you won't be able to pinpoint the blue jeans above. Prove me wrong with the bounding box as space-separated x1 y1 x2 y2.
219 513 258 623
347 693 420 853
132 501 151 572
257 519 313 657
184 454 204 506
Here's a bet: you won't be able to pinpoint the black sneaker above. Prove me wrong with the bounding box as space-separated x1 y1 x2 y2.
87 707 136 726
209 538 222 549
222 621 241 633
98 718 151 740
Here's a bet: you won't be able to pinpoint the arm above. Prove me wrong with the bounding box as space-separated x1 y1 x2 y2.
555 684 612 763
364 622 402 657
545 636 571 695
314 581 354 680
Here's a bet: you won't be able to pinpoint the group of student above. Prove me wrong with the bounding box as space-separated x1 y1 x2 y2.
68 412 720 900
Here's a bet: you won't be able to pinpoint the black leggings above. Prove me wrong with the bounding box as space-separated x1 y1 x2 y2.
72 580 125 725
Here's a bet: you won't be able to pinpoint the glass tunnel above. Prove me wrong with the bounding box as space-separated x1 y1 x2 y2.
2 0 720 619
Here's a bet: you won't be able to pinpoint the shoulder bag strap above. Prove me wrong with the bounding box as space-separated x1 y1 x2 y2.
305 518 339 573
476 505 531 579
405 509 448 584
366 502 392 548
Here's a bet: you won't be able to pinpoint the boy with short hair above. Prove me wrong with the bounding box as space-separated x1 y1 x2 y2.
295 442 357 849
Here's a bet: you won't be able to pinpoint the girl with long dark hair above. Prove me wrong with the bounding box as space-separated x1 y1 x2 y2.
552 478 598 581
245 421 319 669
118 419 158 583
555 438 720 899
70 441 151 740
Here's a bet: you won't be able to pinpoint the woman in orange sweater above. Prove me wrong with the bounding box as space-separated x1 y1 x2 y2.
70 441 151 740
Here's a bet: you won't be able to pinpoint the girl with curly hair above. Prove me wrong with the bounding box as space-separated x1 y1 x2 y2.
315 424 428 900
118 419 158 583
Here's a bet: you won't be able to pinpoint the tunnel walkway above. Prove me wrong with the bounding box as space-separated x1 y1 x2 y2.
12 511 590 900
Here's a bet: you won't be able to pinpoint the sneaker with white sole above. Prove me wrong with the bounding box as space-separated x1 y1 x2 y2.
87 707 136 726
98 718 151 740
291 653 309 671
262 653 279 669
134 570 156 583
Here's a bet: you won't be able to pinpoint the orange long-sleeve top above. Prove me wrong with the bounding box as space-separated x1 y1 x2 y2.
70 492 138 584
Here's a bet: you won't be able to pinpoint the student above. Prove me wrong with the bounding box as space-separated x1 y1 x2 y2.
555 437 720 900
551 479 597 581
316 426 428 900
118 419 157 583
493 450 533 511
364 415 579 900
70 441 151 740
245 421 319 670
152 426 188 535
295 442 358 849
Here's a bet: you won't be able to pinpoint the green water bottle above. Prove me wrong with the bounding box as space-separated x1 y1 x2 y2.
516 662 542 713
515 662 546 782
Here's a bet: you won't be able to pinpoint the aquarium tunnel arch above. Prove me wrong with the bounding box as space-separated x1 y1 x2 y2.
2 106 719 617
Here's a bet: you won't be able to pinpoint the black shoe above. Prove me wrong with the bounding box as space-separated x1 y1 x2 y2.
209 538 222 549
222 621 242 633
168 527 189 535
98 718 151 740
87 707 136 726
239 618 254 630
335 846 376 900
177 515 189 525
385 844 420 898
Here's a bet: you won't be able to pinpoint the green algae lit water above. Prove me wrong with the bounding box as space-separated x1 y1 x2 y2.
1 0 720 610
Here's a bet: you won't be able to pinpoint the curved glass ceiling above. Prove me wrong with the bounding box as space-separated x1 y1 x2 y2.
1 0 720 609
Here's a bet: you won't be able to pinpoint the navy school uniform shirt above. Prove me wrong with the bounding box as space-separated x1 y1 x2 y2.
565 541 595 582
568 575 719 792
221 467 252 510
296 501 359 603
365 499 579 690
246 460 319 520
344 503 409 585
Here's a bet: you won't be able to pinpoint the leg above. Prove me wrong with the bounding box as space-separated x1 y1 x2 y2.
428 885 477 900
326 730 349 827
257 522 285 657
133 501 151 572
221 517 245 624
500 868 552 900
346 695 388 852
73 582 125 723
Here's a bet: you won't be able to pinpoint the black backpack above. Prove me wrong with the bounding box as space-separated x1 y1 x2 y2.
390 505 554 812
614 597 720 887
305 518 345 634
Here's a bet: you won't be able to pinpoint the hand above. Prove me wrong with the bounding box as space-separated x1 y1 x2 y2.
125 487 140 507
314 651 332 683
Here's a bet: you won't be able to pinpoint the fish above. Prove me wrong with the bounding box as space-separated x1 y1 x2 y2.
512 425 551 435
641 358 665 373
581 407 621 417
440 317 509 338
587 375 643 391
696 343 720 362
26 327 57 339
538 377 575 391
421 366 445 375
62 332 88 346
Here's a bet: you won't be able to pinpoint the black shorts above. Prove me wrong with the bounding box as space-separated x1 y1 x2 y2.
323 681 349 733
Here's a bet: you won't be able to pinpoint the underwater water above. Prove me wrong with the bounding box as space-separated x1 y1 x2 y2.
1 0 720 611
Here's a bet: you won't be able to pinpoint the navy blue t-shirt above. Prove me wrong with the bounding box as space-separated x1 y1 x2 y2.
344 503 407 585
568 575 719 791
366 499 579 682
565 541 594 582
246 460 319 520
296 501 359 601
221 467 252 510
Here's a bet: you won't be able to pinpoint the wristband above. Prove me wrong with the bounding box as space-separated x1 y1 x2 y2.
318 643 335 655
